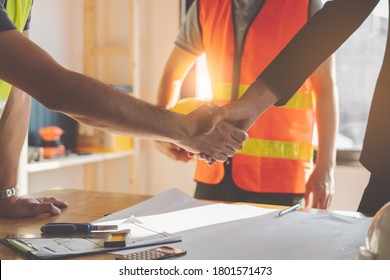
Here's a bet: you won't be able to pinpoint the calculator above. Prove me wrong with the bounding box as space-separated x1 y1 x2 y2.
115 246 187 260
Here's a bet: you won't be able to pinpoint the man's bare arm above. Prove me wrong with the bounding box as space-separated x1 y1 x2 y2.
0 29 247 161
0 31 68 218
305 55 338 209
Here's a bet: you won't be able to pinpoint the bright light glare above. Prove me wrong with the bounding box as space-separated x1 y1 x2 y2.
195 54 213 101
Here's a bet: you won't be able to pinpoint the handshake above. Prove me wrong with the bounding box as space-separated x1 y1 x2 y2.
156 97 257 166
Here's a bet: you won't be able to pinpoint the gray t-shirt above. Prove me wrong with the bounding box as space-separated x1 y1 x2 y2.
176 0 323 55
0 0 32 33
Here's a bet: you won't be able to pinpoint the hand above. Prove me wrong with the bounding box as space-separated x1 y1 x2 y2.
304 165 335 209
0 195 68 218
196 153 217 166
177 105 248 162
155 141 217 166
211 81 279 132
217 99 259 132
155 141 193 162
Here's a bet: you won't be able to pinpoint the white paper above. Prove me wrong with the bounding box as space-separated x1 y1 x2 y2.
136 203 277 233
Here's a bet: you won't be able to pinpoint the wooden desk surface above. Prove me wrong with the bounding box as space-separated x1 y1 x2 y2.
0 189 151 260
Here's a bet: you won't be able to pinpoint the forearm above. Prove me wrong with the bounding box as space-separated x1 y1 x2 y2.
315 88 338 169
157 81 180 108
229 80 279 131
258 0 379 104
156 46 197 108
313 65 339 169
45 70 187 142
0 30 247 160
0 88 31 188
0 30 186 143
0 90 68 218
156 68 181 108
306 75 338 209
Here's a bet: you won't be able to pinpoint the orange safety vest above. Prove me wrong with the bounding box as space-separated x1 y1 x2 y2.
195 0 316 194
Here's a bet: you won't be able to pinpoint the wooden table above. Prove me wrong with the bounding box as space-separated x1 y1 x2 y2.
0 189 151 260
2 189 359 260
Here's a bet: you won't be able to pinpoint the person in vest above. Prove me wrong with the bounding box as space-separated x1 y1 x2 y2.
220 0 388 215
156 0 338 208
0 1 248 218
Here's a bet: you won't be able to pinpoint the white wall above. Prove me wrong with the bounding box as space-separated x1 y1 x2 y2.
29 0 84 71
135 0 197 197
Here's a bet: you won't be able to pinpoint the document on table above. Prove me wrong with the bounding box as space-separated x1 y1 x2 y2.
93 188 278 256
136 203 277 233
94 188 277 229
1 217 181 259
94 188 277 235
93 188 372 260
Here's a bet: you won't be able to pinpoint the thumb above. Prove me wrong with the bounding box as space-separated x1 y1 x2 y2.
203 105 229 135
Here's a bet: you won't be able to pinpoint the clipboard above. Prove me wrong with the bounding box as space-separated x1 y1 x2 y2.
2 221 181 259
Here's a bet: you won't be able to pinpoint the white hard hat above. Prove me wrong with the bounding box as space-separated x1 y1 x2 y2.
359 202 390 260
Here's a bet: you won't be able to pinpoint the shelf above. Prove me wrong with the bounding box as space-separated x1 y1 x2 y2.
27 150 135 173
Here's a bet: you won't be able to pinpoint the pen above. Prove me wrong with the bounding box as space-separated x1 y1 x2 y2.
40 223 118 234
278 204 300 217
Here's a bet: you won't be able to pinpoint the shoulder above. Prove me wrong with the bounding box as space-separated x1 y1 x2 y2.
175 0 203 55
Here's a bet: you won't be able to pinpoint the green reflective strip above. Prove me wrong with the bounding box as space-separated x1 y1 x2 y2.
237 138 314 160
214 83 232 101
283 90 314 109
238 84 249 98
0 82 12 100
214 83 313 109
5 0 33 31
214 83 250 100
1 0 33 101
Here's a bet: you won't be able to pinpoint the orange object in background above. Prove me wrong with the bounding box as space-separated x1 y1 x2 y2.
38 126 66 159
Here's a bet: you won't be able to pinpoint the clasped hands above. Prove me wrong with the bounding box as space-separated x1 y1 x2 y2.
158 100 256 166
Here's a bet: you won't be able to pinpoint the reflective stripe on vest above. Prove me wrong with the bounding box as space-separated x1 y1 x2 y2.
195 0 314 194
237 138 314 160
214 83 315 110
214 82 315 161
0 0 33 109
